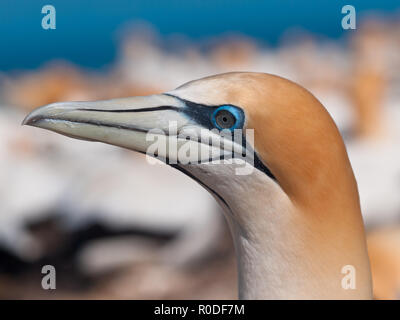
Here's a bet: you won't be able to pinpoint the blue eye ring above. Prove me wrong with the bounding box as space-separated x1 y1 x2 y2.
211 105 243 131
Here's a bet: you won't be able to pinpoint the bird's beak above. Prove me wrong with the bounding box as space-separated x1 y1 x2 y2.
22 94 233 164
22 94 190 155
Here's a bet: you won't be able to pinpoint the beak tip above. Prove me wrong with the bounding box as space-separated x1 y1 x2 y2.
22 105 50 127
22 110 44 127
21 116 30 126
21 114 34 126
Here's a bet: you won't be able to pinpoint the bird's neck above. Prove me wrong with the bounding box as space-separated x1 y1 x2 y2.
224 170 373 300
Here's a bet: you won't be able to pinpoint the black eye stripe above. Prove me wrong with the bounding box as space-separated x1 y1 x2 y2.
164 94 226 130
163 93 276 180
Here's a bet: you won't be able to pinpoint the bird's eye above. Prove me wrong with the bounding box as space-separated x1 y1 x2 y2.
212 106 241 130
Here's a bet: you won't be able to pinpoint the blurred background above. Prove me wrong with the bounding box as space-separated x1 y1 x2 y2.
0 0 399 299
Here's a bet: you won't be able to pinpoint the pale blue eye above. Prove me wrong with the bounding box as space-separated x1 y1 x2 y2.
211 106 243 130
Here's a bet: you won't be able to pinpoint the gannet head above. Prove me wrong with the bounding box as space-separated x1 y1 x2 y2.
23 72 355 212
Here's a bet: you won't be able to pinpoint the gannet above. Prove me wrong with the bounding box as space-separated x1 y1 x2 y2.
23 72 373 299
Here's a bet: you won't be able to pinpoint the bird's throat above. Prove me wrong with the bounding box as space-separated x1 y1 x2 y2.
217 167 373 300
230 211 373 300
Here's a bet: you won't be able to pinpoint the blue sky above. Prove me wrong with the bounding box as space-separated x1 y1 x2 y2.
0 0 398 70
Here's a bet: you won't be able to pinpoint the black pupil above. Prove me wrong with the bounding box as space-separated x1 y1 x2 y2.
215 110 235 129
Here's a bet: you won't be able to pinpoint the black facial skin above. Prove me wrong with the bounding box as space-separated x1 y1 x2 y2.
164 94 276 181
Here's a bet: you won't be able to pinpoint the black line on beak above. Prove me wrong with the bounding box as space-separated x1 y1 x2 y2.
77 106 181 113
